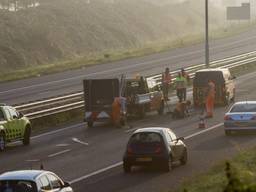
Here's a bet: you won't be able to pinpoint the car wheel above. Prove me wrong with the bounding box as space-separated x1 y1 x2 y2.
123 162 131 173
163 156 172 172
87 121 93 128
120 115 127 126
180 149 187 165
157 101 164 115
0 133 6 152
23 125 31 146
138 105 145 119
225 130 231 136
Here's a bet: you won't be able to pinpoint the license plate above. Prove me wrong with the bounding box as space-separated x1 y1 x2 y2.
235 122 248 127
136 157 152 162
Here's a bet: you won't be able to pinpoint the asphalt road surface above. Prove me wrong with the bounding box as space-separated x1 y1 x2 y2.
1 27 256 104
1 70 256 192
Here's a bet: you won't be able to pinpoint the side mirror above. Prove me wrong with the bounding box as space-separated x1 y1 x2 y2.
63 181 71 188
176 137 185 141
19 112 24 118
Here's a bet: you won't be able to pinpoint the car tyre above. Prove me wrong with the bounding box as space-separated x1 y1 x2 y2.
158 101 164 115
123 162 131 173
23 125 31 146
163 156 172 172
180 149 187 165
87 121 93 128
225 130 231 136
0 133 6 152
138 105 145 119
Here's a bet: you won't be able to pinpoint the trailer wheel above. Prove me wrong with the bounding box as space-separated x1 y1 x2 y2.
158 101 164 115
87 121 93 128
138 105 145 119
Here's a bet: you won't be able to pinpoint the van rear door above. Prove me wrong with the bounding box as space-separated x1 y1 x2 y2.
83 79 119 112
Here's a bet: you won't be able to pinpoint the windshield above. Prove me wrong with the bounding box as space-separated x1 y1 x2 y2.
194 71 224 86
129 132 163 144
230 103 256 113
0 180 37 192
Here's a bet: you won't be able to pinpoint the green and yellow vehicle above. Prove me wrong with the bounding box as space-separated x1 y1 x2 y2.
0 104 31 151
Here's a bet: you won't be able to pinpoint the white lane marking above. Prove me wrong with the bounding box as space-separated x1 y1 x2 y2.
25 159 40 162
70 162 123 184
31 123 85 140
56 144 70 147
48 149 71 158
69 122 224 184
184 123 223 140
72 138 89 146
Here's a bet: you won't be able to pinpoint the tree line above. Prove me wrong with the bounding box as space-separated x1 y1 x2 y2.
0 0 39 11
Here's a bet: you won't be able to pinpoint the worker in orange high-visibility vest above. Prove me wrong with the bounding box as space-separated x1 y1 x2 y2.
205 80 216 118
112 97 126 127
162 67 172 101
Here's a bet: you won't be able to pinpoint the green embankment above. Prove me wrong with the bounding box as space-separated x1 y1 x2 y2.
176 146 256 192
0 0 254 81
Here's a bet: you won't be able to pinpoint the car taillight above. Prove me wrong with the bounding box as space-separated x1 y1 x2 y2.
127 147 133 154
154 146 163 154
224 115 232 121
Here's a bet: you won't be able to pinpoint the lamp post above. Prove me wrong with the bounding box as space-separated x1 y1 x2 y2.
205 0 210 68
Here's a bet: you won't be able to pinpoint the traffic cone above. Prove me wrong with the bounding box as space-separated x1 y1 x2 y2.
198 115 206 129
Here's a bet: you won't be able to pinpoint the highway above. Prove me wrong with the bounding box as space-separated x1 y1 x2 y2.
1 70 256 192
1 27 256 105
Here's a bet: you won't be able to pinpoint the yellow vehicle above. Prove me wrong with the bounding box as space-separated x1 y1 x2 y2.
0 104 31 151
193 68 236 106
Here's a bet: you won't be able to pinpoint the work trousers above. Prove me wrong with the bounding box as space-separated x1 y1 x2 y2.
206 95 215 117
163 83 169 101
177 88 186 102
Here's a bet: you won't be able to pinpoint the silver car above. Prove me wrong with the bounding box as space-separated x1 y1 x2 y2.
224 101 256 135
0 170 73 192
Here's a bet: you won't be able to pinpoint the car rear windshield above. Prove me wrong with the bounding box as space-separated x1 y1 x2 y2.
230 103 256 113
0 180 37 192
129 132 163 144
194 71 224 86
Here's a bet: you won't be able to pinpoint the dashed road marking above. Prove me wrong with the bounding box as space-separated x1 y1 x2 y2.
72 138 89 146
69 122 223 184
25 159 40 162
56 144 70 147
48 149 71 158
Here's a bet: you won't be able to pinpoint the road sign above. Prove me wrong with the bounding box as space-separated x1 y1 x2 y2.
227 3 251 20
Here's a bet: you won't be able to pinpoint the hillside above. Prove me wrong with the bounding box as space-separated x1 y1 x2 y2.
0 0 226 71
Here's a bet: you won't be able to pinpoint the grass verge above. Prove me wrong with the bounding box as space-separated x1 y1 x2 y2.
1 21 256 82
176 146 256 192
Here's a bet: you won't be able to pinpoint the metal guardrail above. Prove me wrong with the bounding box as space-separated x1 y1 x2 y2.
14 51 256 119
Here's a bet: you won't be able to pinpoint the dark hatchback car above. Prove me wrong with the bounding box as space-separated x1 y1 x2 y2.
123 127 187 172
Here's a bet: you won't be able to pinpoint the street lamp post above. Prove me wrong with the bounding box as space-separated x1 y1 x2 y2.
205 0 210 68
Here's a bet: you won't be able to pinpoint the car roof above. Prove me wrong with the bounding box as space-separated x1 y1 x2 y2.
233 101 256 105
0 170 48 181
196 68 228 73
134 127 171 134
